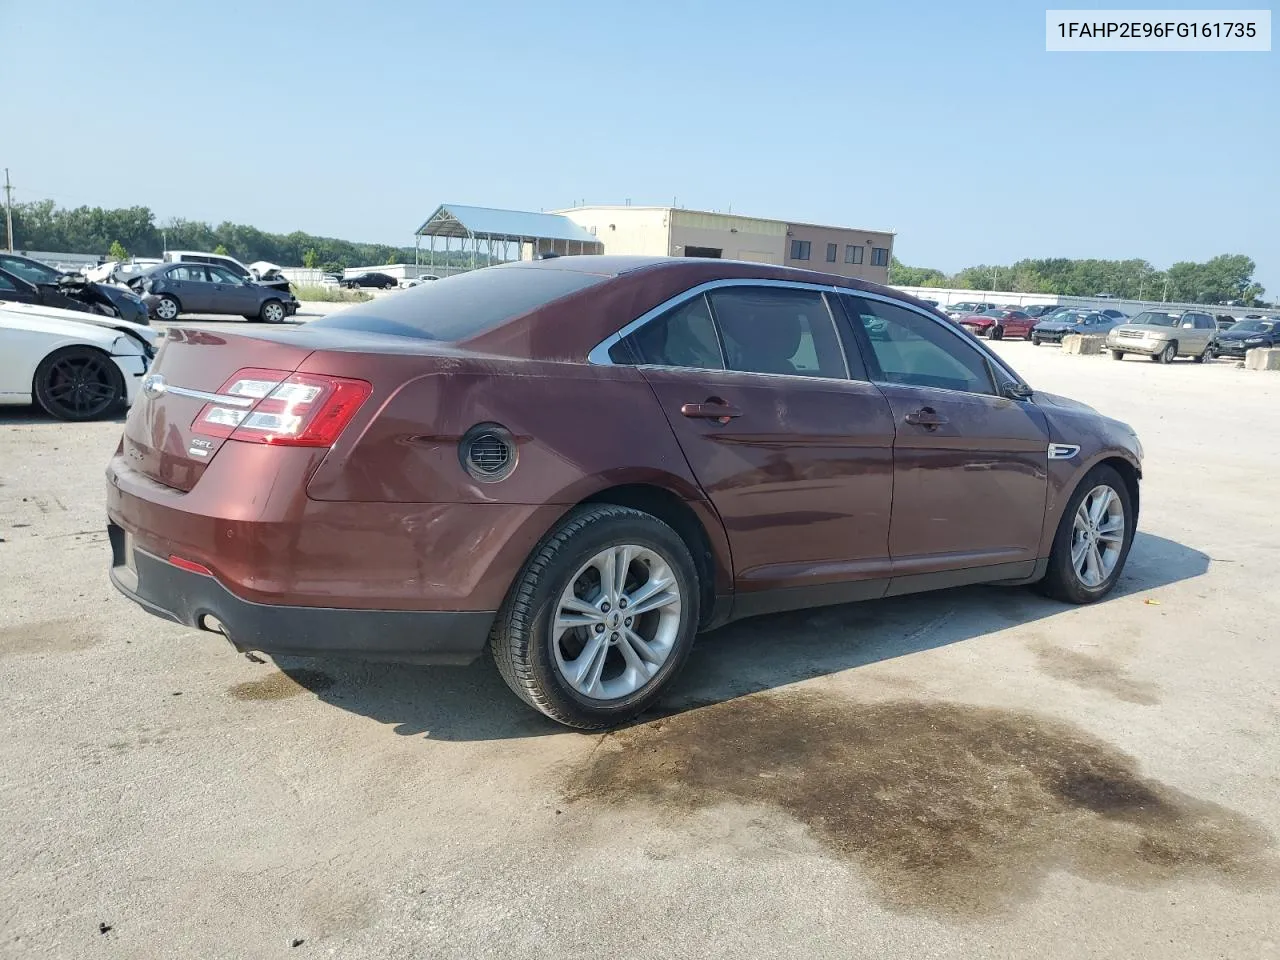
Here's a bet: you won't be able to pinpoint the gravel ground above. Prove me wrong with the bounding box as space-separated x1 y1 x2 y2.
1 343 1278 959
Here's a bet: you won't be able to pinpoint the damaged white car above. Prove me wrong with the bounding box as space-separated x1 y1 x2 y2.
0 302 158 421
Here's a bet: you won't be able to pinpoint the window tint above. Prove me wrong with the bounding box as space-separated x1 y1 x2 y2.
612 294 723 369
0 273 16 291
871 247 889 267
843 295 997 395
311 265 608 341
170 265 207 282
0 255 60 284
825 242 837 262
790 240 811 261
845 244 864 264
709 287 846 379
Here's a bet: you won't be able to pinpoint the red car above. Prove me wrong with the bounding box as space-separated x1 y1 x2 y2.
958 310 1036 341
107 257 1142 729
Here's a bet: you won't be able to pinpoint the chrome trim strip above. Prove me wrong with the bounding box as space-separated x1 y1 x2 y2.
163 385 256 408
1048 443 1081 460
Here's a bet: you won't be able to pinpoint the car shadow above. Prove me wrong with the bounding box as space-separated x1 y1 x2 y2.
279 532 1208 742
0 406 127 426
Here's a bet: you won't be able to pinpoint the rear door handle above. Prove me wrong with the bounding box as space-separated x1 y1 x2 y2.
904 407 948 428
681 399 742 423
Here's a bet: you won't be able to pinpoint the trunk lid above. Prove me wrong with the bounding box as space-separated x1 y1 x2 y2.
122 327 317 491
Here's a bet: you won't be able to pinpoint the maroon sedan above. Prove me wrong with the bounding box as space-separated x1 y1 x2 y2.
958 309 1036 341
107 257 1142 729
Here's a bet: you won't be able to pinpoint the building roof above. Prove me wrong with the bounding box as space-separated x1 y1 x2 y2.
415 204 599 244
556 204 895 236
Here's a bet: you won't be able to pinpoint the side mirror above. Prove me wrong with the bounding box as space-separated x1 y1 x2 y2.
1004 381 1034 401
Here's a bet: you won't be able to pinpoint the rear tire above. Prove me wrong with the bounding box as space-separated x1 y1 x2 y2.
1032 336 1042 346
991 326 1004 341
1194 344 1212 363
32 346 125 422
489 504 701 730
153 295 180 322
1035 464 1135 604
1024 328 1035 341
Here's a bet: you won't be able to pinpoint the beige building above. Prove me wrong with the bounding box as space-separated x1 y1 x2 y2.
556 205 894 284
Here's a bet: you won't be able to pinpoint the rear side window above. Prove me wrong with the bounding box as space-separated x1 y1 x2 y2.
169 265 207 282
311 265 607 341
613 295 724 369
710 287 847 379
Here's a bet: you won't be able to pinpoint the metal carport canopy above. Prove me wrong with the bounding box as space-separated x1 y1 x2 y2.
415 203 599 244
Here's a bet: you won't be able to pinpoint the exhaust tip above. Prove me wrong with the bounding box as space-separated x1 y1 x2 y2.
199 614 227 636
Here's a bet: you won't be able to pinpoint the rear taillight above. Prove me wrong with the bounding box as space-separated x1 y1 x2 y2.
192 367 371 447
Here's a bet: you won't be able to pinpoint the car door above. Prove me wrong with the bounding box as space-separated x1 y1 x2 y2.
207 265 253 314
838 293 1050 585
166 265 212 312
608 282 897 610
0 269 40 306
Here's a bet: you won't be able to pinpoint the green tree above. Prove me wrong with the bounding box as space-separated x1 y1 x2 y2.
107 239 129 261
890 257 948 287
302 248 319 269
385 251 399 265
213 243 229 256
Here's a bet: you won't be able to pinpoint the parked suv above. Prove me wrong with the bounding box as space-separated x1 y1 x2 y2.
138 263 299 323
1106 310 1217 363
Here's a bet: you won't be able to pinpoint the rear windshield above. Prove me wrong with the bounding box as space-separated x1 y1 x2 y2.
310 265 608 341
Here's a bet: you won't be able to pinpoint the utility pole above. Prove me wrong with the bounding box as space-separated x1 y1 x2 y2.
3 169 13 253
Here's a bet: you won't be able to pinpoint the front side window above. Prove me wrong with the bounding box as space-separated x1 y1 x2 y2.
0 272 17 291
871 247 889 266
843 295 997 395
208 266 241 284
845 245 864 264
790 239 811 261
709 287 846 379
612 294 723 369
825 243 837 262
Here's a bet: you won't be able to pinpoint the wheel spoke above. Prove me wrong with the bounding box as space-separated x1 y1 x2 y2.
559 596 603 620
1087 544 1105 584
624 578 678 616
1071 536 1088 570
1089 489 1113 526
1097 527 1124 544
573 636 609 695
611 545 632 599
597 549 617 604
621 627 661 666
617 629 658 679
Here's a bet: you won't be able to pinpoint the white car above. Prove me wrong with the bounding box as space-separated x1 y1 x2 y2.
0 301 158 421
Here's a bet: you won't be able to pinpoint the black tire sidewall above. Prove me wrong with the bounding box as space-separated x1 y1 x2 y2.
260 299 284 323
1043 465 1135 603
33 346 125 421
157 295 180 320
496 506 700 727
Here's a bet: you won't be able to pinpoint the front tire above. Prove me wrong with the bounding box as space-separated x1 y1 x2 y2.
259 299 286 324
1154 341 1177 364
32 346 125 421
1036 465 1135 604
1032 336 1042 346
1111 350 1125 361
990 325 1003 341
489 504 701 730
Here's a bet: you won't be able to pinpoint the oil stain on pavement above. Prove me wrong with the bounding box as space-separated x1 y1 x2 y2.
564 692 1275 917
1030 642 1161 705
229 669 334 701
0 618 98 657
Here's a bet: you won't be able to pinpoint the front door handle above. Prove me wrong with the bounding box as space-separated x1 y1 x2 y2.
904 407 948 429
681 399 742 424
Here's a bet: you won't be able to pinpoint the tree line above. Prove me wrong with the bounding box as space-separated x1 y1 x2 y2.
891 253 1267 305
8 199 476 276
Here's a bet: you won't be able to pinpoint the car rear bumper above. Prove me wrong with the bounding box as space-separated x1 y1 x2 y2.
108 524 495 664
1033 331 1065 342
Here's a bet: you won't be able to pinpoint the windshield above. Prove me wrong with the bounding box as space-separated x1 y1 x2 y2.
1231 320 1274 333
1130 311 1181 327
310 264 609 341
0 254 63 285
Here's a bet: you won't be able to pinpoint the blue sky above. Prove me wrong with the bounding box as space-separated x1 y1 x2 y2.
4 1 1276 292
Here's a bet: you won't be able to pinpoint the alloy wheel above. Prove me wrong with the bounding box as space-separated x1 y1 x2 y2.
263 302 285 323
155 298 178 321
1070 485 1125 588
43 354 119 419
551 544 683 701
